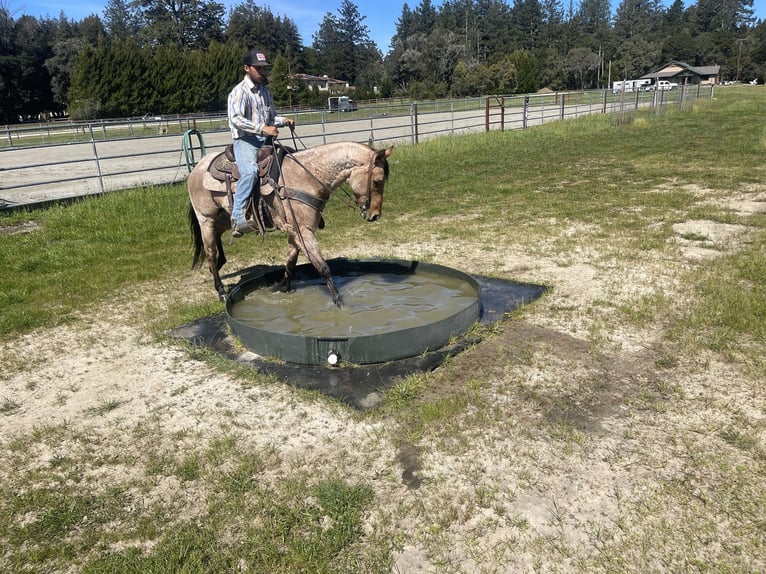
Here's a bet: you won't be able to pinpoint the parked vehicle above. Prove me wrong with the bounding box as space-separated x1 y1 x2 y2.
328 96 358 112
612 79 651 93
646 80 678 91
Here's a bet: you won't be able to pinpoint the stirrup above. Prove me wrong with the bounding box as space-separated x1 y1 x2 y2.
231 219 255 238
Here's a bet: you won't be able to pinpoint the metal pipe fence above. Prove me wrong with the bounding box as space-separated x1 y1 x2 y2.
0 85 711 211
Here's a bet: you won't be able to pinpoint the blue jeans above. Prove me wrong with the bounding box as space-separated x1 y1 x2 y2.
232 135 267 223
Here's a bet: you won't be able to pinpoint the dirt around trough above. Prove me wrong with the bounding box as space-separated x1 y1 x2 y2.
1 185 765 572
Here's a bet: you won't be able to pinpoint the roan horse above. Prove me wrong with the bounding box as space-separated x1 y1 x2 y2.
187 141 393 304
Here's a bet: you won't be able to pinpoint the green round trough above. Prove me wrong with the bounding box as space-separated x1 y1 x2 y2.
225 258 482 365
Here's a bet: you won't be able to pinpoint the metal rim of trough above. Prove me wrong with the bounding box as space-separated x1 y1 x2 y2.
225 258 482 366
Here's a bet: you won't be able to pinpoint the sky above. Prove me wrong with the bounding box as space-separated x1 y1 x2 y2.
6 0 766 54
6 0 408 51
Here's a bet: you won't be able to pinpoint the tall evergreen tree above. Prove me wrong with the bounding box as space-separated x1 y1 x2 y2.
393 3 416 48
540 0 565 45
227 0 302 56
392 0 439 54
612 0 662 79
133 0 225 49
103 0 139 41
696 0 755 32
11 16 57 117
437 0 478 60
412 0 439 35
313 0 379 84
578 0 610 37
511 0 544 52
472 0 513 59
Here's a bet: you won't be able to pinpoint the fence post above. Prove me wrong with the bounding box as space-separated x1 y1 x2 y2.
369 109 375 144
523 96 529 129
321 111 328 145
411 103 419 145
559 93 565 120
601 89 607 114
89 125 105 195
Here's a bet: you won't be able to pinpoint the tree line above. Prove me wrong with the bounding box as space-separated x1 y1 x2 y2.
1 0 763 123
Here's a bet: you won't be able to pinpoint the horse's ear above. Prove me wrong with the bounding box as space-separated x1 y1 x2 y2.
377 146 394 160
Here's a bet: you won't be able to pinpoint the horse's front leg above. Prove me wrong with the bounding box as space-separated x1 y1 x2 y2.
300 231 341 307
276 239 300 294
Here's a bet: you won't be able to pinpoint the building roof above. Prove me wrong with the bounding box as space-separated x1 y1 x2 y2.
640 61 720 80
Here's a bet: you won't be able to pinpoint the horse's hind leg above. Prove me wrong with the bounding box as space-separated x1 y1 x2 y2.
202 219 228 300
215 234 226 273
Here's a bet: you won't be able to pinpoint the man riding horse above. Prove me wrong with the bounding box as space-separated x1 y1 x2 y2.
227 50 295 238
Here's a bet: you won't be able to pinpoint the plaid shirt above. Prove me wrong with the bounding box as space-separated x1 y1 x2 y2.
227 74 286 139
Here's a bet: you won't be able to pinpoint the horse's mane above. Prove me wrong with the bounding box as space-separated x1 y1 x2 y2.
288 141 390 180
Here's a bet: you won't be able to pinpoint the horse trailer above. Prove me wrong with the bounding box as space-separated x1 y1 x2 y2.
612 79 651 93
328 96 358 112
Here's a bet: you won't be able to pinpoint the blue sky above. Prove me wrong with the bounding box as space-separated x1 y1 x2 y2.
6 0 766 54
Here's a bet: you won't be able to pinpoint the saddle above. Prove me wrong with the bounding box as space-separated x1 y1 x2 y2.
207 143 292 234
209 143 289 189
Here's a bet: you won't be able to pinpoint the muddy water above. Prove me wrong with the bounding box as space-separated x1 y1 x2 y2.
229 270 478 337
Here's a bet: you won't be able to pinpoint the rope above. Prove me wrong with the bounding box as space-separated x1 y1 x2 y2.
182 129 206 173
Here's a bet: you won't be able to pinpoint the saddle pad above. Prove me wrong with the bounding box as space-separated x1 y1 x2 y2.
201 172 275 196
202 172 233 193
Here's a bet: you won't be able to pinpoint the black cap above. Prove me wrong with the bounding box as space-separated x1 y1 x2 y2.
243 51 271 67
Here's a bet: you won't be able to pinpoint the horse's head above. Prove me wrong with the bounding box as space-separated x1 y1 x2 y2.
349 146 393 222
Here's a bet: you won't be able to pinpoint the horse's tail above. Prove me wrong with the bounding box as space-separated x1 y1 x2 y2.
188 203 204 269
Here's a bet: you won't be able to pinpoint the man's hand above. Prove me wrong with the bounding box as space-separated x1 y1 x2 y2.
262 125 279 137
285 118 296 131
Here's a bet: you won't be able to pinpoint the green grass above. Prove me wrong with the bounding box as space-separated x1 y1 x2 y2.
0 425 378 573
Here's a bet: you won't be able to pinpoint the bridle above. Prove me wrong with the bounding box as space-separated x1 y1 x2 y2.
283 130 380 218
278 145 379 218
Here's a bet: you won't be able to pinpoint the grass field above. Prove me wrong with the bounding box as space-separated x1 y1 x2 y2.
0 85 764 573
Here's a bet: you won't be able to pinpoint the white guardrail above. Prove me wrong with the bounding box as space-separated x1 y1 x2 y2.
0 86 711 210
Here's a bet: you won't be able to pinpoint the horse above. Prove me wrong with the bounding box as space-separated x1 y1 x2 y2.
187 141 393 305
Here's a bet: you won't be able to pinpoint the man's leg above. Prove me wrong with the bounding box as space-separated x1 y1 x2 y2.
231 137 260 234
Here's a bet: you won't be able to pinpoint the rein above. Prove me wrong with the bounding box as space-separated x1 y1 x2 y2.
276 138 378 217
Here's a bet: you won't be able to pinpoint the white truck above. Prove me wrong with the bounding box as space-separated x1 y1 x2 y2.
646 80 678 91
328 96 358 112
